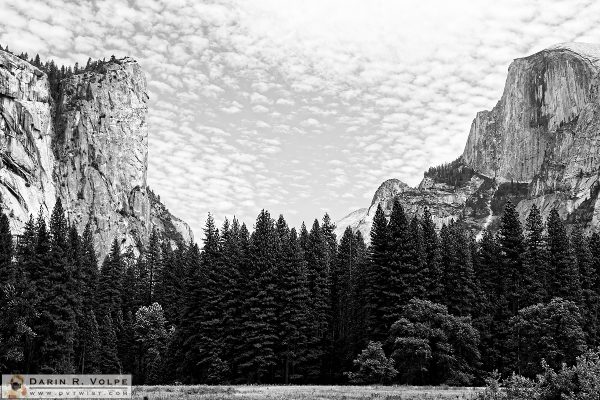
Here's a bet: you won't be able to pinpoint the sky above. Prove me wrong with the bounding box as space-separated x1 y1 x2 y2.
1 0 599 239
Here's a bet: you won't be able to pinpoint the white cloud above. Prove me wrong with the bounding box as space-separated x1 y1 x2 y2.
1 0 594 238
251 105 269 113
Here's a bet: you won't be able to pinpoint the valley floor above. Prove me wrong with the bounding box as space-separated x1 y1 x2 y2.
133 385 483 400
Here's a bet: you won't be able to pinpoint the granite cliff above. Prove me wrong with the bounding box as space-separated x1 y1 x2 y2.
337 43 600 241
0 49 192 259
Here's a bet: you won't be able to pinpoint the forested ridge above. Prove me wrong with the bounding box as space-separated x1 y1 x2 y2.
0 197 599 386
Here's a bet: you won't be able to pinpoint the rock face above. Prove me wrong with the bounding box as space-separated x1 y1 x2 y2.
0 50 192 259
0 51 56 232
148 189 194 245
335 171 496 241
337 43 600 241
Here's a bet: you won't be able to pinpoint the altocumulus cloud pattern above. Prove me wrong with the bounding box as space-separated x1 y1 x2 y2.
2 0 599 235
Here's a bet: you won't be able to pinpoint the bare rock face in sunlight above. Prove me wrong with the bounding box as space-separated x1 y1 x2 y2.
462 43 600 231
53 57 153 259
0 51 56 233
338 43 600 240
335 172 496 241
148 189 194 245
0 50 192 259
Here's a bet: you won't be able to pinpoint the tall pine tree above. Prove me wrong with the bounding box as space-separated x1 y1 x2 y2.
366 204 390 343
522 205 548 306
546 209 581 302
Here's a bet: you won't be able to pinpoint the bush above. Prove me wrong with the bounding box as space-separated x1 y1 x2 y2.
477 349 600 400
345 341 397 384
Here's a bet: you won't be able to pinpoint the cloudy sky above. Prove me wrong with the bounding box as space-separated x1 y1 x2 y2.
1 0 599 238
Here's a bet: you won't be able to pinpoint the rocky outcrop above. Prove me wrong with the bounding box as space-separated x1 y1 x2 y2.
462 43 600 229
53 57 151 257
148 189 193 245
0 49 192 259
338 43 600 241
0 50 56 232
335 170 497 242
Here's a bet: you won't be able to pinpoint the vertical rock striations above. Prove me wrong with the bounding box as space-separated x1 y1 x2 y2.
0 49 192 259
462 43 600 228
0 50 56 232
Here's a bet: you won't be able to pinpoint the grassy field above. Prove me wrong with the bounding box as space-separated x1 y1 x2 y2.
133 385 483 400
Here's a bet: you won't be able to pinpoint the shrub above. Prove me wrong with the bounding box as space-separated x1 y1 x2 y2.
477 349 600 400
345 341 397 384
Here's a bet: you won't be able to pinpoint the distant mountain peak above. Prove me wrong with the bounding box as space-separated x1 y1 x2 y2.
370 179 410 209
337 43 600 242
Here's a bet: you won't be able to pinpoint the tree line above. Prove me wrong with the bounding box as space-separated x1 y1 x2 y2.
0 197 599 385
1 43 119 102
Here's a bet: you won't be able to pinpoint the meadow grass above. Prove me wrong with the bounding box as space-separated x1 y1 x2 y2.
134 385 483 400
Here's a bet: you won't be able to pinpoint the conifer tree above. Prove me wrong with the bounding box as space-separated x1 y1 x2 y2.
522 205 547 306
497 201 525 315
299 222 309 253
303 219 331 380
366 204 389 343
17 216 37 279
175 241 203 382
80 223 99 311
98 314 121 373
441 222 476 316
237 210 278 383
145 229 161 304
120 260 137 317
387 199 412 321
97 239 124 319
78 309 102 373
421 207 442 301
219 218 245 381
439 223 453 300
0 210 13 281
331 227 363 380
15 215 38 372
230 222 251 380
408 216 427 300
0 283 31 371
546 209 581 302
0 210 31 373
571 224 598 344
67 225 87 374
475 230 501 305
133 255 149 310
36 200 78 373
155 240 185 326
473 229 505 372
321 214 338 379
349 231 369 358
591 233 600 296
194 214 227 382
321 213 338 273
275 217 311 383
118 310 136 376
